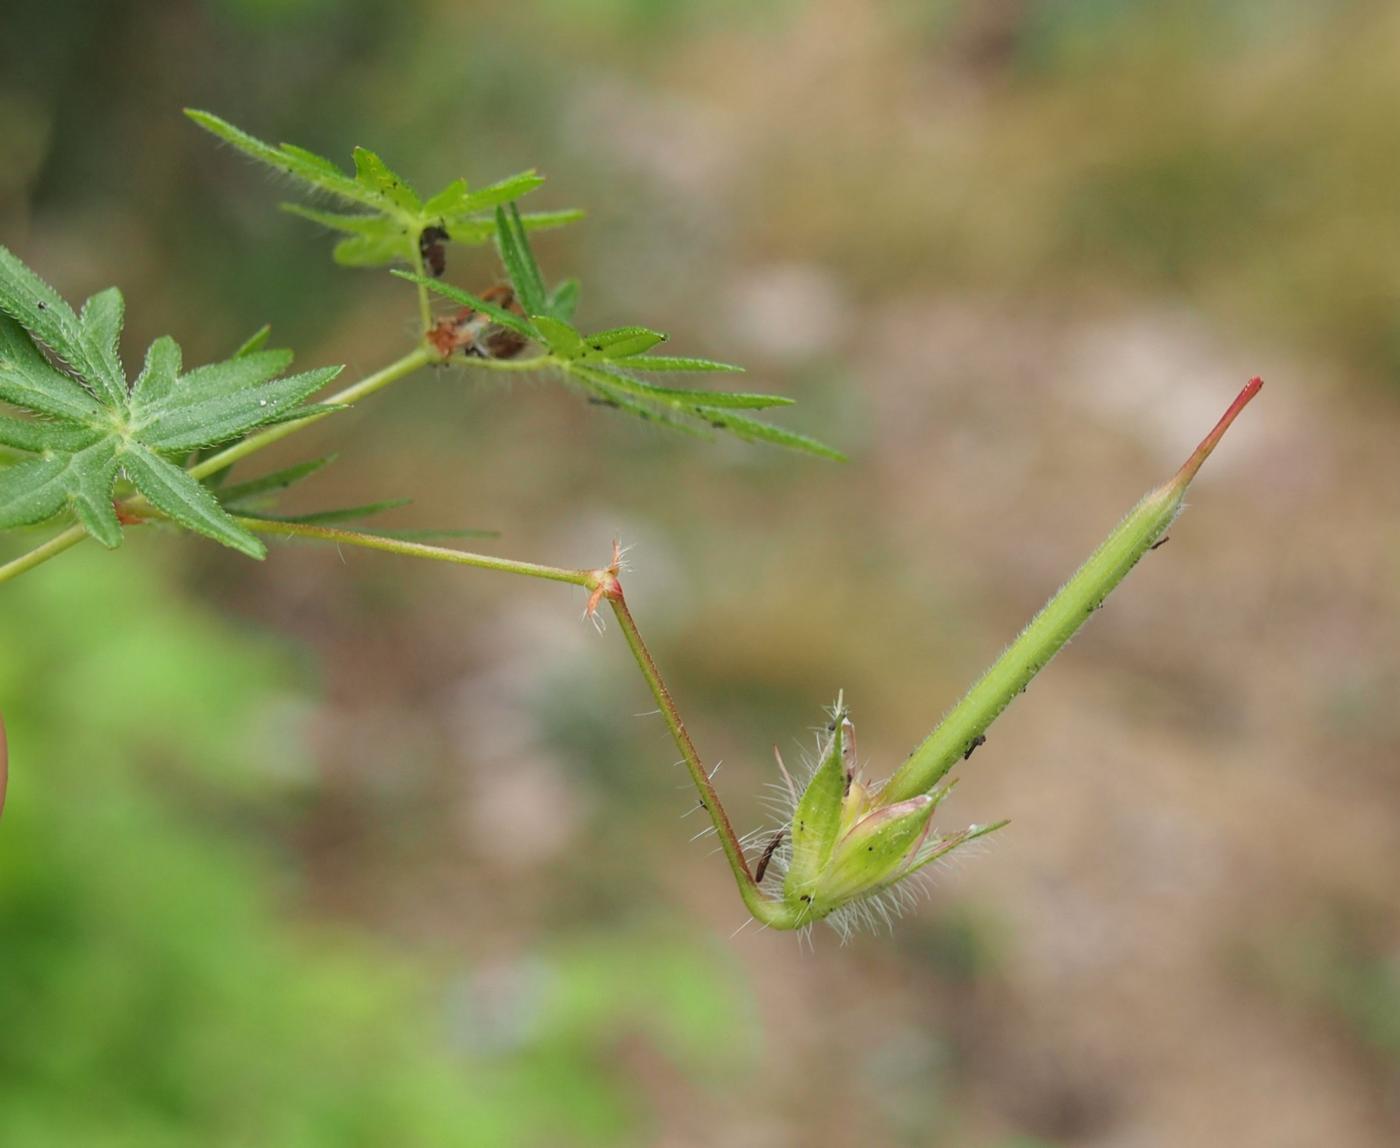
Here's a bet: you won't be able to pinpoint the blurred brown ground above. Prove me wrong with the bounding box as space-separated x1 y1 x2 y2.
2 1 1398 1144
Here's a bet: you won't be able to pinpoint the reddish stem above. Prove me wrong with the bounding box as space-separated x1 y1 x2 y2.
1171 376 1263 489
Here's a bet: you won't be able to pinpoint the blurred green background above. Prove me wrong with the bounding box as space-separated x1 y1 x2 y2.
2 1 1398 1144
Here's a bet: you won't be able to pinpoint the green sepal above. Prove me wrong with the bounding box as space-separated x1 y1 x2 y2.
782 714 849 901
811 795 935 910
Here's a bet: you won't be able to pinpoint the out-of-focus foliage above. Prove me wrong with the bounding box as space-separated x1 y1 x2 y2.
0 551 754 1145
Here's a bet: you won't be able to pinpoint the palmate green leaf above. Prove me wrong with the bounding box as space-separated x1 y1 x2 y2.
406 269 840 458
189 110 579 277
0 247 344 556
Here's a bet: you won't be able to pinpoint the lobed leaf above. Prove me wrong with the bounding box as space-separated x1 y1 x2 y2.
238 498 410 526
232 324 272 358
0 246 127 407
130 336 183 409
0 314 104 422
529 315 584 358
138 365 342 451
281 204 405 238
184 109 371 210
581 327 667 359
351 147 421 213
608 355 743 373
123 445 265 558
692 408 847 461
564 363 712 435
77 288 128 403
0 243 346 557
0 440 122 547
217 455 338 505
333 231 414 268
546 278 581 322
0 414 99 454
439 171 544 219
567 362 792 411
494 204 548 316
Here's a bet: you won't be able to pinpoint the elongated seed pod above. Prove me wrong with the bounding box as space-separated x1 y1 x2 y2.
880 378 1262 805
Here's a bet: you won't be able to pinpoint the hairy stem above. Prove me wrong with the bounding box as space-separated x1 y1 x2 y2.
0 524 88 583
238 518 797 926
604 587 798 929
408 240 433 338
239 518 594 587
461 355 554 374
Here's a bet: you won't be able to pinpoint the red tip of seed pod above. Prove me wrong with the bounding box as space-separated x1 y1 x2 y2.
1171 377 1263 490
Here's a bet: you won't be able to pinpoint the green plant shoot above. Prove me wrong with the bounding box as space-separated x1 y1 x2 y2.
703 378 1261 934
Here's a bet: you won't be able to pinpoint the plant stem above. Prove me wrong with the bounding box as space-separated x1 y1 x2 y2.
243 516 798 926
238 518 595 587
604 587 798 930
461 355 554 374
409 240 433 337
0 525 87 583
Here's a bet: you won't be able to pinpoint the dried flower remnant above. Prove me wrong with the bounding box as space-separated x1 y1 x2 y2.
426 285 529 361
